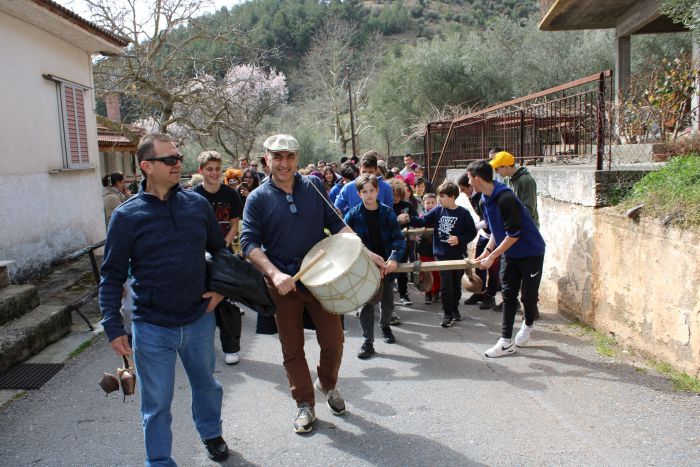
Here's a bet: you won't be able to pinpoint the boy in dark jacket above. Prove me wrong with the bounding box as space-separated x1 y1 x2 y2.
402 182 477 327
344 174 406 359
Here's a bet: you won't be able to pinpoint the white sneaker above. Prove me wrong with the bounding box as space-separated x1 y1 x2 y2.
314 379 346 415
224 352 240 365
515 322 533 347
484 338 516 358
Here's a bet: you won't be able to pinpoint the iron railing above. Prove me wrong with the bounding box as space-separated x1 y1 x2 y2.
425 70 613 184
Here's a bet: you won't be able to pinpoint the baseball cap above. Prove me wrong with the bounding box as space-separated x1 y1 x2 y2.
490 151 515 169
263 134 300 152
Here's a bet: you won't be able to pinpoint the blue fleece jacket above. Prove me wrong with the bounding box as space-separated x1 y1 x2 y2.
481 181 545 258
344 203 406 262
240 173 346 276
334 176 393 214
99 181 225 341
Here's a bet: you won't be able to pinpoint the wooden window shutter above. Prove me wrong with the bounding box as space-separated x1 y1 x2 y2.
62 83 89 167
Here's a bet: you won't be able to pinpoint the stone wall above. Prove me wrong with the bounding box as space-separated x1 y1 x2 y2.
533 167 700 378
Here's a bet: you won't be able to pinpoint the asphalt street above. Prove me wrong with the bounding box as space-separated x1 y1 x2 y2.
0 293 698 466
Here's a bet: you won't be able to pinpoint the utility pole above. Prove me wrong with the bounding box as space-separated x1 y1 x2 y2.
346 65 357 158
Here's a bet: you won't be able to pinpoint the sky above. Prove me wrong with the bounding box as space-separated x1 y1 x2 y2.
55 0 246 22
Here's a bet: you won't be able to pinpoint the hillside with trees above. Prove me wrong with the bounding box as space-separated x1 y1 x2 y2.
88 0 691 166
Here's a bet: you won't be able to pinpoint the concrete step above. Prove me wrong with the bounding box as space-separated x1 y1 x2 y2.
0 305 71 371
0 285 39 326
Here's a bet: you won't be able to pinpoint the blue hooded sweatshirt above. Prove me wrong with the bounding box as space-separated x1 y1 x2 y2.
481 181 545 258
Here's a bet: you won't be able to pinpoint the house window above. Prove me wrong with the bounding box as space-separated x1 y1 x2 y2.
45 75 91 168
58 81 90 168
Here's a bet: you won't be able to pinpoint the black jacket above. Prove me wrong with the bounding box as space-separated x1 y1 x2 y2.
206 249 276 316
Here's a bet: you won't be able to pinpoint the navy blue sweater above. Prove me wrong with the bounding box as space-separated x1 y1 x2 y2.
240 173 346 276
412 205 477 260
481 181 545 258
99 182 225 341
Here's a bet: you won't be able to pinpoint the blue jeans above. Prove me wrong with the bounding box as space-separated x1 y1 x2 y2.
132 312 223 466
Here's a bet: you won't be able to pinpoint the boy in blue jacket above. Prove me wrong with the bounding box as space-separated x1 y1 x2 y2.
344 174 406 359
401 181 477 327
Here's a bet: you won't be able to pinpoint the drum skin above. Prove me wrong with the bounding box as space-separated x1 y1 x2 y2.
299 233 381 314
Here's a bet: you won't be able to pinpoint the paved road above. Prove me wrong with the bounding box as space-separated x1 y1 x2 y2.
0 295 698 466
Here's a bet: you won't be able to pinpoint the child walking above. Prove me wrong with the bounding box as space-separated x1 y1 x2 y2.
416 193 441 304
194 151 244 365
401 182 476 327
344 174 406 359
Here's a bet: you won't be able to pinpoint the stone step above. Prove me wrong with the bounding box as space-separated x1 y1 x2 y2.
0 285 39 327
0 305 71 371
0 261 13 288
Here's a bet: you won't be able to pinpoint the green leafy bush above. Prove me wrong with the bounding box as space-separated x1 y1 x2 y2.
622 155 700 227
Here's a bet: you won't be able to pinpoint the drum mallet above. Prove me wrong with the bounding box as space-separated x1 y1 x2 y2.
292 249 326 282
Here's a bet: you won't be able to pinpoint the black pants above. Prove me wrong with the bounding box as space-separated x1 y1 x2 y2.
475 236 499 297
439 269 462 320
215 299 241 353
396 240 415 297
500 255 544 339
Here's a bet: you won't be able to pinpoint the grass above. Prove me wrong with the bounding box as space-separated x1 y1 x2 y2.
647 360 700 394
68 335 98 359
568 322 618 357
620 155 700 228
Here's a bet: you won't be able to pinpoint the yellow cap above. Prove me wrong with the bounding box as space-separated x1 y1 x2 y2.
489 151 515 169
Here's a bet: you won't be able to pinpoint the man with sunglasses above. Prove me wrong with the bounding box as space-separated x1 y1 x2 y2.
99 133 231 464
240 133 388 434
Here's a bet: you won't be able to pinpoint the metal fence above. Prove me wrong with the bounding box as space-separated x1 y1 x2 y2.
425 70 613 184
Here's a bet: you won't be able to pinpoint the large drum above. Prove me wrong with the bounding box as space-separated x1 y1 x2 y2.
298 233 381 314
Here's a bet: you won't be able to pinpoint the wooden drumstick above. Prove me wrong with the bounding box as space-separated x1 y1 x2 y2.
293 249 326 282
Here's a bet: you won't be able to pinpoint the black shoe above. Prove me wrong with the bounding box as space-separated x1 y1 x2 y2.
204 436 229 461
492 302 503 313
357 342 375 359
389 313 401 326
453 313 463 322
441 317 453 328
381 326 396 344
479 295 496 310
464 294 483 305
424 293 433 304
433 292 441 302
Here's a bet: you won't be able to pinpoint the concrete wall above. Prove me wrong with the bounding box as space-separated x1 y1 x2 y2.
0 11 106 281
533 168 700 378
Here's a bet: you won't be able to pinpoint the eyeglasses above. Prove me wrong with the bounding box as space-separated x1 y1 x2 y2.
285 193 298 214
146 154 184 166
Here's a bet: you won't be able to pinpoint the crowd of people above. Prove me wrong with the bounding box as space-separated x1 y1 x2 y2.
99 133 545 464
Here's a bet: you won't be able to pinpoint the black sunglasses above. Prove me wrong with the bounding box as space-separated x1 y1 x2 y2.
285 193 298 214
147 154 184 166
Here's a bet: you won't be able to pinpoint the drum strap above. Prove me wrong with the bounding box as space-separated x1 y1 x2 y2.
306 175 351 229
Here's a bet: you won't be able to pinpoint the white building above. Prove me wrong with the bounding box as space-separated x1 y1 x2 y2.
0 0 127 281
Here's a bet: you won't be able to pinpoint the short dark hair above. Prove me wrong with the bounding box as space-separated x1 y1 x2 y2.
136 133 175 163
415 177 425 186
102 171 125 187
488 147 504 157
437 181 459 198
467 160 494 183
423 193 437 201
354 174 378 192
360 152 378 169
456 173 470 188
339 161 358 181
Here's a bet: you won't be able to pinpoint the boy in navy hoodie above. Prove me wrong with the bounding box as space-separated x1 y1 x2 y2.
466 160 545 358
401 181 476 327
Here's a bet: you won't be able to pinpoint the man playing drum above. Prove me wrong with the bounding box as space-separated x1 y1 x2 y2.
240 134 387 434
